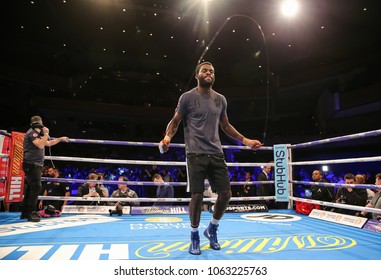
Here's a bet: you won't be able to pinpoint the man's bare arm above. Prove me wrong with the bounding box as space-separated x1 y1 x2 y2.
159 112 183 153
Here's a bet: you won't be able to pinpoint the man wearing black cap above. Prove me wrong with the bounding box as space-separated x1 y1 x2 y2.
21 115 69 222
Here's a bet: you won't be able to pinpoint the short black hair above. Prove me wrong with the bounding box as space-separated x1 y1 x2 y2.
152 173 162 181
195 61 213 75
344 173 355 180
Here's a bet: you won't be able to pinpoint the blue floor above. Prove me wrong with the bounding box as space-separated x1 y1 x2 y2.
0 210 380 260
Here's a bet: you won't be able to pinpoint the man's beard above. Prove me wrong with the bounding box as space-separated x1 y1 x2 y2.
198 76 214 88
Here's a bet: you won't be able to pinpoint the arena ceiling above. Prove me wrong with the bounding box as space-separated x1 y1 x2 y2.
1 0 380 142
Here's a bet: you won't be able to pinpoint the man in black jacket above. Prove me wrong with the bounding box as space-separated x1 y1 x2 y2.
310 170 334 202
333 173 367 215
76 173 105 205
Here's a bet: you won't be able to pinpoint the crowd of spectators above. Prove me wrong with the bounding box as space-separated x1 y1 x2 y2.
2 149 379 214
48 163 378 201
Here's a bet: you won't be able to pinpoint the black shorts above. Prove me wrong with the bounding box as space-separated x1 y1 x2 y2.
186 153 231 194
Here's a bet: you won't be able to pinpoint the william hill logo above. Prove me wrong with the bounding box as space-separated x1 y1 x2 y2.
135 233 356 259
0 234 356 260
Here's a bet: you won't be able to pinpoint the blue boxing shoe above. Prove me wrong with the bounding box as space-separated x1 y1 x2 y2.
203 222 220 250
189 231 201 255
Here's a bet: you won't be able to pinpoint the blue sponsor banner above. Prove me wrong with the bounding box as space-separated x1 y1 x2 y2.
363 219 381 233
273 144 289 202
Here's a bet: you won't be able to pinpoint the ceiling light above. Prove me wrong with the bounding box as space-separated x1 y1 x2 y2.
281 0 299 18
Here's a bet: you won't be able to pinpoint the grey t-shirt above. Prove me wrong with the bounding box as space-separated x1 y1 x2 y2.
175 87 227 154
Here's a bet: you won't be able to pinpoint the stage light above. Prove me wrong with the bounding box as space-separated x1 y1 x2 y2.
281 0 299 18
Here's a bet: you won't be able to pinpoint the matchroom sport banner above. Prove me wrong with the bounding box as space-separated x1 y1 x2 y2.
273 144 289 202
5 132 25 203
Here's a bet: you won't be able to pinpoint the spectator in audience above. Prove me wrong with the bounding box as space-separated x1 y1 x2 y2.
39 167 70 211
311 170 334 204
39 166 54 208
257 163 275 208
76 173 105 205
144 164 159 180
175 167 187 182
241 171 256 198
161 168 173 182
359 173 381 220
152 173 174 206
144 164 159 198
109 176 140 207
96 172 109 198
333 173 367 215
356 174 374 204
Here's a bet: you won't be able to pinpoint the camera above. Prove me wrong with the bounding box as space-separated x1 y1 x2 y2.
109 203 123 216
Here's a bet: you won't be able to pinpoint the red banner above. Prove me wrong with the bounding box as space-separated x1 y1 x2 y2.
5 132 25 203
0 134 11 196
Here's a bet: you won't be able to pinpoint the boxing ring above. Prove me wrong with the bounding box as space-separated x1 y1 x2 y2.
0 129 381 263
0 209 380 261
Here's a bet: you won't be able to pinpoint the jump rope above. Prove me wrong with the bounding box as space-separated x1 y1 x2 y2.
187 14 271 145
47 14 271 167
